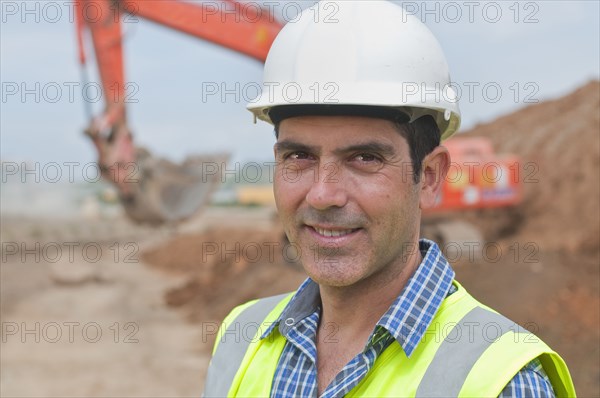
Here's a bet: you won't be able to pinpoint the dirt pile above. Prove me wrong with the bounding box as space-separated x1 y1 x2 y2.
141 227 306 325
453 82 599 395
461 80 600 253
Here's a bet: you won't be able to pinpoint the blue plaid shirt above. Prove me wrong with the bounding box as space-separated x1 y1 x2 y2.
260 239 555 397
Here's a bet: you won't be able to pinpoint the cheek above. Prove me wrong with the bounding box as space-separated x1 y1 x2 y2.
274 168 308 213
352 176 420 225
350 175 398 209
273 178 288 216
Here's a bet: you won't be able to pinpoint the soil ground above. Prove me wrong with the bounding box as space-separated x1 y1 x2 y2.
1 216 208 397
2 210 598 397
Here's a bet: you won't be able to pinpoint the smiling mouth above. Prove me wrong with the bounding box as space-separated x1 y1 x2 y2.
311 226 360 238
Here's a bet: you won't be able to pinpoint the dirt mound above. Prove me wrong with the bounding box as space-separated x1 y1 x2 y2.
141 227 306 325
461 81 600 252
455 248 599 397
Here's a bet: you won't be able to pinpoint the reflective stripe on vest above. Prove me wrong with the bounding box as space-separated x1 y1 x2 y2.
415 306 527 397
203 293 288 398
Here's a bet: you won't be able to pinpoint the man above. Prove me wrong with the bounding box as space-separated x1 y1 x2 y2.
203 1 575 397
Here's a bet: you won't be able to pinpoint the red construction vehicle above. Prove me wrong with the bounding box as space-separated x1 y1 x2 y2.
420 136 523 246
74 0 283 224
429 136 522 212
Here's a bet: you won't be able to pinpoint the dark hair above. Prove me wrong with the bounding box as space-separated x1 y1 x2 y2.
274 114 441 184
394 115 441 183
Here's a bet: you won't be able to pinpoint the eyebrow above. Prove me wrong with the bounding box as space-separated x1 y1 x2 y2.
274 140 320 155
274 140 397 158
333 142 396 158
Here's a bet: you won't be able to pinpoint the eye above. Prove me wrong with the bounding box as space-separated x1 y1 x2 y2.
349 153 384 171
287 151 311 160
355 153 379 162
278 151 316 168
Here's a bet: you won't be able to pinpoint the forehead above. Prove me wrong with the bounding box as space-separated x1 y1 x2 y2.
278 115 404 145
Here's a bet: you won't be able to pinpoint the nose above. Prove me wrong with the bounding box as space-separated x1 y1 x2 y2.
305 162 348 210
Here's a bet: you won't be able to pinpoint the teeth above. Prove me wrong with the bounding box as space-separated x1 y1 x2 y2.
315 227 355 237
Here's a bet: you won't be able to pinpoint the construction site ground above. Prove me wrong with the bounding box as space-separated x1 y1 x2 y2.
1 81 599 397
1 206 598 397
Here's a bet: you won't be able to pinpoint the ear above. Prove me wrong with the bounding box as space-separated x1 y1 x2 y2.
419 145 450 209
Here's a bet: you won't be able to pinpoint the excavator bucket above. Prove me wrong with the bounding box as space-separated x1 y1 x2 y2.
119 148 228 225
76 0 282 225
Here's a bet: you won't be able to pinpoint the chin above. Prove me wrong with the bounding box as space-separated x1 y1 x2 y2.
302 259 366 288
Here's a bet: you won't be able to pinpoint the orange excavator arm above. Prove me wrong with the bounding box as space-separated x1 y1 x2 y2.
76 0 280 125
74 0 283 224
121 0 279 61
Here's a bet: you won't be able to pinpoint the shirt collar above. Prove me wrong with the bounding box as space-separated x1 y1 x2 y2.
260 277 320 339
260 239 455 358
375 239 455 357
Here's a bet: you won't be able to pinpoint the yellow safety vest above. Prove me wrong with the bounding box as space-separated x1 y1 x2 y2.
204 281 575 397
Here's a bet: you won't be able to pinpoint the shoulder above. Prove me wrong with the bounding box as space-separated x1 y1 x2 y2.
450 285 575 398
223 292 294 322
218 278 317 339
215 293 294 347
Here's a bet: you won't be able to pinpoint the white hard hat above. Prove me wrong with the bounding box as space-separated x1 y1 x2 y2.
247 0 461 140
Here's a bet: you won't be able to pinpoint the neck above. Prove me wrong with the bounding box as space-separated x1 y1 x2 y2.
318 243 423 338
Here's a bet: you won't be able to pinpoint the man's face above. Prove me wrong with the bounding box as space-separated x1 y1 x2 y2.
274 116 422 288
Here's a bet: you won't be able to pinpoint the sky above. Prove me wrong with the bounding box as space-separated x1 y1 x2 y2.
1 0 599 171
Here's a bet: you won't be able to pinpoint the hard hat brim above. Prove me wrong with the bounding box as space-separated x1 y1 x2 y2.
268 104 411 125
